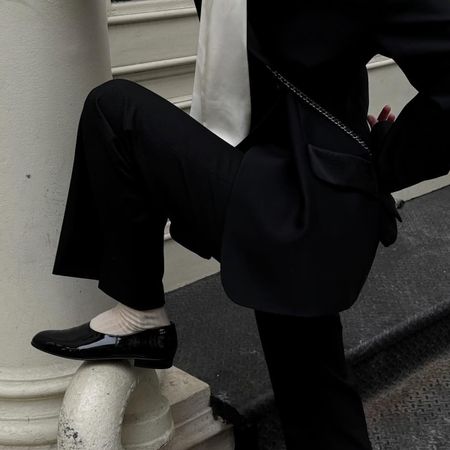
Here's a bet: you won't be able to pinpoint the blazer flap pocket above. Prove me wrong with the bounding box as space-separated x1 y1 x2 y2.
307 143 379 195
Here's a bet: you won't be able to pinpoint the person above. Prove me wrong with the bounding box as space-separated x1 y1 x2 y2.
30 0 450 449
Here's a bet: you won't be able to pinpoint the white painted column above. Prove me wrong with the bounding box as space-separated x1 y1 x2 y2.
0 1 172 448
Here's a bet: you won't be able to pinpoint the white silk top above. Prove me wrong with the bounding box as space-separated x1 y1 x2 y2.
189 0 252 147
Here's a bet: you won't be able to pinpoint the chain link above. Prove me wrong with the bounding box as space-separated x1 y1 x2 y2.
266 64 373 158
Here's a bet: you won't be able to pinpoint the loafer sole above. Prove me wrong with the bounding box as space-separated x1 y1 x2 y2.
31 340 174 369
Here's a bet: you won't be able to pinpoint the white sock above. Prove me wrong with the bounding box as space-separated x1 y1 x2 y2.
89 303 171 336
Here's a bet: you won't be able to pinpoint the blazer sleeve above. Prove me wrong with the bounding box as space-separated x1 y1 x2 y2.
371 0 450 193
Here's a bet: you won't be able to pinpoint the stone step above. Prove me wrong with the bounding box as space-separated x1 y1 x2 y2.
157 366 234 449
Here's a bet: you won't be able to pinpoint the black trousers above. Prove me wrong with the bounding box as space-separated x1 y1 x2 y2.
52 78 372 450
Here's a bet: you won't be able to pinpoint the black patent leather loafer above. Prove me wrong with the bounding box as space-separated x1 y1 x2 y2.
30 321 177 369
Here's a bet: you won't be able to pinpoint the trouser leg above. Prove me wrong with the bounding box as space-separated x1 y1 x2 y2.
52 78 243 310
254 309 373 450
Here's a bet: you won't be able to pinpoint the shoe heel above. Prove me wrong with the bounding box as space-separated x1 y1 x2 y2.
134 358 173 369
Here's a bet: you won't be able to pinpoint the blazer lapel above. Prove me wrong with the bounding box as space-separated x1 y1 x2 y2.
193 0 202 20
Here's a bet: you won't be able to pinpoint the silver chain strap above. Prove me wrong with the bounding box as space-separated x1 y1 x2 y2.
266 64 373 158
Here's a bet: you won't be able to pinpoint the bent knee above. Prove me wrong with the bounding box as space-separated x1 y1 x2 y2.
84 78 141 105
84 78 159 113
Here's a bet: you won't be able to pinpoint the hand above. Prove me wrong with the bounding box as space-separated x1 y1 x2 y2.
367 105 396 130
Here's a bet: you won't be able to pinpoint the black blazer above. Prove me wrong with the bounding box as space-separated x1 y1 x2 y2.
192 0 450 317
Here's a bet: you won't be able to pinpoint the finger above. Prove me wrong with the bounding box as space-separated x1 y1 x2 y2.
367 115 378 128
387 113 396 122
378 105 392 122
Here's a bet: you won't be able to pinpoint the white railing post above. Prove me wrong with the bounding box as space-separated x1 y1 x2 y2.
58 361 173 449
